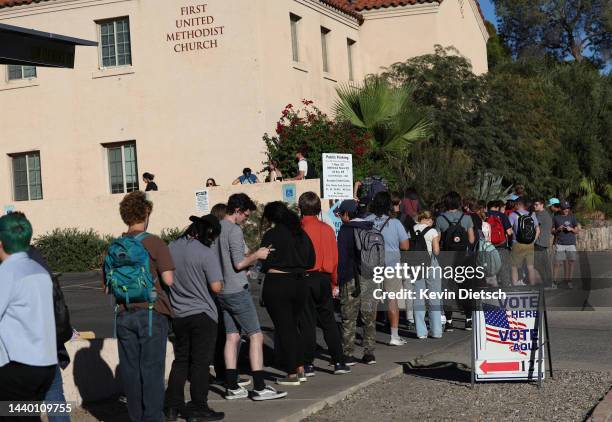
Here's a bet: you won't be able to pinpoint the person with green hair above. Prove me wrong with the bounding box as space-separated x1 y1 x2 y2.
0 212 58 406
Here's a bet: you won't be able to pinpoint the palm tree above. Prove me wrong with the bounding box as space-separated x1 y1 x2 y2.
578 177 612 212
334 76 432 157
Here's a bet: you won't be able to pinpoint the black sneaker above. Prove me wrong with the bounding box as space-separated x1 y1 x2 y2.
304 364 316 377
334 363 352 374
362 354 376 365
465 319 472 331
444 321 454 332
187 405 225 422
345 356 358 366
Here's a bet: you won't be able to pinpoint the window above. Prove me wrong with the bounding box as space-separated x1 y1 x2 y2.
11 152 42 201
347 39 356 81
7 65 36 81
106 142 139 194
98 17 132 68
290 14 301 62
321 27 331 72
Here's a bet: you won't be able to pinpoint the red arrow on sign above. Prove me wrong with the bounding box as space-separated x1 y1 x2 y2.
479 360 520 374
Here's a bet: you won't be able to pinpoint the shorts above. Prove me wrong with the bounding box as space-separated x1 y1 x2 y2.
555 244 577 262
217 289 261 336
383 275 409 310
511 242 534 267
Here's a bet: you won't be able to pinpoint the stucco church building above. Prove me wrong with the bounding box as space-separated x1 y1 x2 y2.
0 0 488 234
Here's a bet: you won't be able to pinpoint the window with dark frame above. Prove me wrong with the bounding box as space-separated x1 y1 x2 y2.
7 65 36 81
11 151 42 201
106 142 139 194
98 17 132 68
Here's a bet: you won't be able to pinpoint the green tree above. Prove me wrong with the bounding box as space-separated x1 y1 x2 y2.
485 20 511 69
493 0 612 66
334 76 432 158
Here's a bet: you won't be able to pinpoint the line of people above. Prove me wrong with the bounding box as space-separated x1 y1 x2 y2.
0 181 581 422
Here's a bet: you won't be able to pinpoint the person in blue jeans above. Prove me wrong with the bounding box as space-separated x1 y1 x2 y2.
103 191 175 422
411 211 443 339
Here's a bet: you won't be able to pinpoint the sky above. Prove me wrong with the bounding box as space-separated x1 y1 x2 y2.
479 0 498 27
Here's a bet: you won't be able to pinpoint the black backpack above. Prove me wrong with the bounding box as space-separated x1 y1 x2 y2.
406 226 434 267
304 160 318 179
440 214 469 252
364 176 387 204
514 211 537 244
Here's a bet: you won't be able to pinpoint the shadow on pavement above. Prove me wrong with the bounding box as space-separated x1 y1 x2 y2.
401 361 472 385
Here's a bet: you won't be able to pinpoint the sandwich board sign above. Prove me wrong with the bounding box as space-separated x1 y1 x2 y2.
473 290 547 382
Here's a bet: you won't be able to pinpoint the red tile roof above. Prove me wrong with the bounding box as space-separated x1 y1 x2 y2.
0 0 46 7
0 0 485 25
347 0 441 11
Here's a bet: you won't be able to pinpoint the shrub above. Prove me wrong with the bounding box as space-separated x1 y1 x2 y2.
33 228 111 273
161 227 184 244
263 100 383 182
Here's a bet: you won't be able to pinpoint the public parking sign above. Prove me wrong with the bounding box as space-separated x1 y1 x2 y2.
473 290 546 382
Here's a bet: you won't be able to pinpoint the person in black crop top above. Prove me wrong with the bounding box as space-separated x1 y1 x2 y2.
260 202 315 385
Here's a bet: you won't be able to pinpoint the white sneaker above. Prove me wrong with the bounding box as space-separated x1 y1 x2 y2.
417 335 427 339
225 386 248 400
251 386 288 401
389 337 407 346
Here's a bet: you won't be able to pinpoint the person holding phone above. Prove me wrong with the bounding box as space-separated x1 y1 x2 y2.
553 201 580 289
259 202 315 386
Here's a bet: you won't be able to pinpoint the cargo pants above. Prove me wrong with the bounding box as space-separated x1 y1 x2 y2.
340 277 378 356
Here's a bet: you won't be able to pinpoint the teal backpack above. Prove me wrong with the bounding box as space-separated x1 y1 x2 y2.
104 232 157 336
476 231 502 277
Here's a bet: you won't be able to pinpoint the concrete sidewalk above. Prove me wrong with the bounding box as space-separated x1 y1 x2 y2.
78 329 472 422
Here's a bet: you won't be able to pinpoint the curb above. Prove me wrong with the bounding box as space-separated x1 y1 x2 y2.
589 387 612 422
278 336 470 422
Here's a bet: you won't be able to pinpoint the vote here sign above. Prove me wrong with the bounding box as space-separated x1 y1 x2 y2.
473 291 545 381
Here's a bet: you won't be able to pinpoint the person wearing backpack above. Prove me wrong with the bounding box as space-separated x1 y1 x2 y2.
435 191 475 331
509 197 540 285
365 191 410 345
486 200 513 287
163 215 225 421
28 245 73 422
103 191 175 422
353 174 388 208
0 213 57 413
290 149 318 180
336 200 378 365
411 211 443 339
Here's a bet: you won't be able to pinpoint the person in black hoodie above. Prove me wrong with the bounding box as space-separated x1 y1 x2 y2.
336 200 378 366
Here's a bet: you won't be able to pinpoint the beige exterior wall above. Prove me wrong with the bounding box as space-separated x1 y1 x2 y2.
0 0 487 236
359 0 489 75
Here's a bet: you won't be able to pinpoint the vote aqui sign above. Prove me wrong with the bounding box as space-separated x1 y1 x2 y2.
473 290 545 381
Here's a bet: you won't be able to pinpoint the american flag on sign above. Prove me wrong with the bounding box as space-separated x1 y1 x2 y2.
483 303 528 356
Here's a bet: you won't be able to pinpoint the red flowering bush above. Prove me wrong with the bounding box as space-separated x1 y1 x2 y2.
263 100 377 180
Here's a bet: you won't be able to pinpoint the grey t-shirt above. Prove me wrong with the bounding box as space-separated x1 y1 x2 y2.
168 238 222 321
435 211 473 233
535 210 553 247
214 219 249 295
553 214 578 245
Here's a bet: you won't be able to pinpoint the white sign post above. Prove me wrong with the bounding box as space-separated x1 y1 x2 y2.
322 153 353 200
473 290 547 383
195 189 210 214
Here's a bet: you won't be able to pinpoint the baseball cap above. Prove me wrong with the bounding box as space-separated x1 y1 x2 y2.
547 198 560 207
560 201 571 210
336 200 357 214
509 194 519 201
